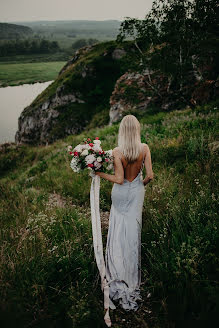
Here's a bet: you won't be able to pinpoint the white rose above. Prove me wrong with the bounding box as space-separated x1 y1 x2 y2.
93 140 101 145
94 161 102 169
85 154 96 164
105 149 113 157
74 144 83 152
81 149 88 156
97 156 102 162
93 144 102 152
70 158 80 173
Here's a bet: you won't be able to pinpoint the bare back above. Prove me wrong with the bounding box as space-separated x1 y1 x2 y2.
115 143 146 182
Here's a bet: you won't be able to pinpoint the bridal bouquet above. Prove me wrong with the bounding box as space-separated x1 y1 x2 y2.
67 136 113 326
67 137 114 176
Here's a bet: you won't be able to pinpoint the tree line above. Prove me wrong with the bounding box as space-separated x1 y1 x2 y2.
0 37 100 57
117 0 218 102
0 39 60 56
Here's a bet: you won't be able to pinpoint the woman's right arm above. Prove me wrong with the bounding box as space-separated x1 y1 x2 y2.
142 144 154 186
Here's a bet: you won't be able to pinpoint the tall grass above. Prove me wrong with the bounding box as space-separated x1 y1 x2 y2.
0 100 218 327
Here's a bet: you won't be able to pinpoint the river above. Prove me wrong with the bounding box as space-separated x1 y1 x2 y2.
0 80 53 144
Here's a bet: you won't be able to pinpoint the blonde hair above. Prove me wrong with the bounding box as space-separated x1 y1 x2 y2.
118 115 142 163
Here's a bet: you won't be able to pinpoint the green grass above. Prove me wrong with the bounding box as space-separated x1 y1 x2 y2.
0 61 66 87
0 100 218 327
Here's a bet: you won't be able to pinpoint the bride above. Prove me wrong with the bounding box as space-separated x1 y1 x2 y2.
95 114 154 316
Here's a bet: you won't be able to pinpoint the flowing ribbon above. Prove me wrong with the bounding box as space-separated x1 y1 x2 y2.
89 172 112 327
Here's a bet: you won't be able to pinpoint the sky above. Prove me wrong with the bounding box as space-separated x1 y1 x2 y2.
0 0 154 22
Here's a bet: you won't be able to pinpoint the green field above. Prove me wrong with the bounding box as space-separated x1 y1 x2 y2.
0 61 66 87
0 101 218 327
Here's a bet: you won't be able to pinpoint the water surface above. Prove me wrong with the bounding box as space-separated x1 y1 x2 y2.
0 80 53 144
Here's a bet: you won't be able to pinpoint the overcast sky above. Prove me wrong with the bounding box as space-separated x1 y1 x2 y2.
0 0 154 22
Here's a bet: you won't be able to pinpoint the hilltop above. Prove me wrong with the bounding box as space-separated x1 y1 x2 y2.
0 22 33 39
15 39 218 146
15 40 140 145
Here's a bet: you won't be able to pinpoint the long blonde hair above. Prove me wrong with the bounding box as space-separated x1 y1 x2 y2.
118 115 142 163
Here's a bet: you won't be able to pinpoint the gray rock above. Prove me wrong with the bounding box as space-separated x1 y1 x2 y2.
112 48 126 60
109 103 124 125
41 101 50 110
109 71 154 124
15 88 85 144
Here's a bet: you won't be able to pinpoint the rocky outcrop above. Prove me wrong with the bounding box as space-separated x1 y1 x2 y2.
109 69 219 124
109 69 179 124
15 38 218 144
112 48 126 60
15 84 85 144
15 41 134 145
109 70 152 123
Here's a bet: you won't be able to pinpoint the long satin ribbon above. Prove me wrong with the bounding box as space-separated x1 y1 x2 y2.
90 174 112 327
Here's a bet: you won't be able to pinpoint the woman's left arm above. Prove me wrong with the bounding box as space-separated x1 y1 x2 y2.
95 149 124 184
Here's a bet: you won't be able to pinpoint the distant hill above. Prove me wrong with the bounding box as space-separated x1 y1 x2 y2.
0 22 33 39
11 20 121 41
12 19 121 30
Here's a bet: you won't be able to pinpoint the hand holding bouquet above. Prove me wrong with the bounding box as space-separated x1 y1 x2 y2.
67 137 114 177
67 137 113 326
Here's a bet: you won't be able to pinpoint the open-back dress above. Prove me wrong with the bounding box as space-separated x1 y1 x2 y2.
105 143 146 311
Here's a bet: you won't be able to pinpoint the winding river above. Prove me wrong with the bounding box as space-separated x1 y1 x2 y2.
0 81 53 144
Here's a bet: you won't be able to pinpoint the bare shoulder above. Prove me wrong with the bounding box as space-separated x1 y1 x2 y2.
112 147 120 154
142 143 150 153
112 147 123 160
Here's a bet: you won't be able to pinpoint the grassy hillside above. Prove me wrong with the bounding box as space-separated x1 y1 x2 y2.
15 40 140 145
0 100 218 327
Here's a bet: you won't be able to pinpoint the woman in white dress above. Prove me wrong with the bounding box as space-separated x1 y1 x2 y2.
95 114 154 319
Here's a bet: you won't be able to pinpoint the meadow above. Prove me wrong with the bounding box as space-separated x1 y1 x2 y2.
0 100 218 327
0 61 66 87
